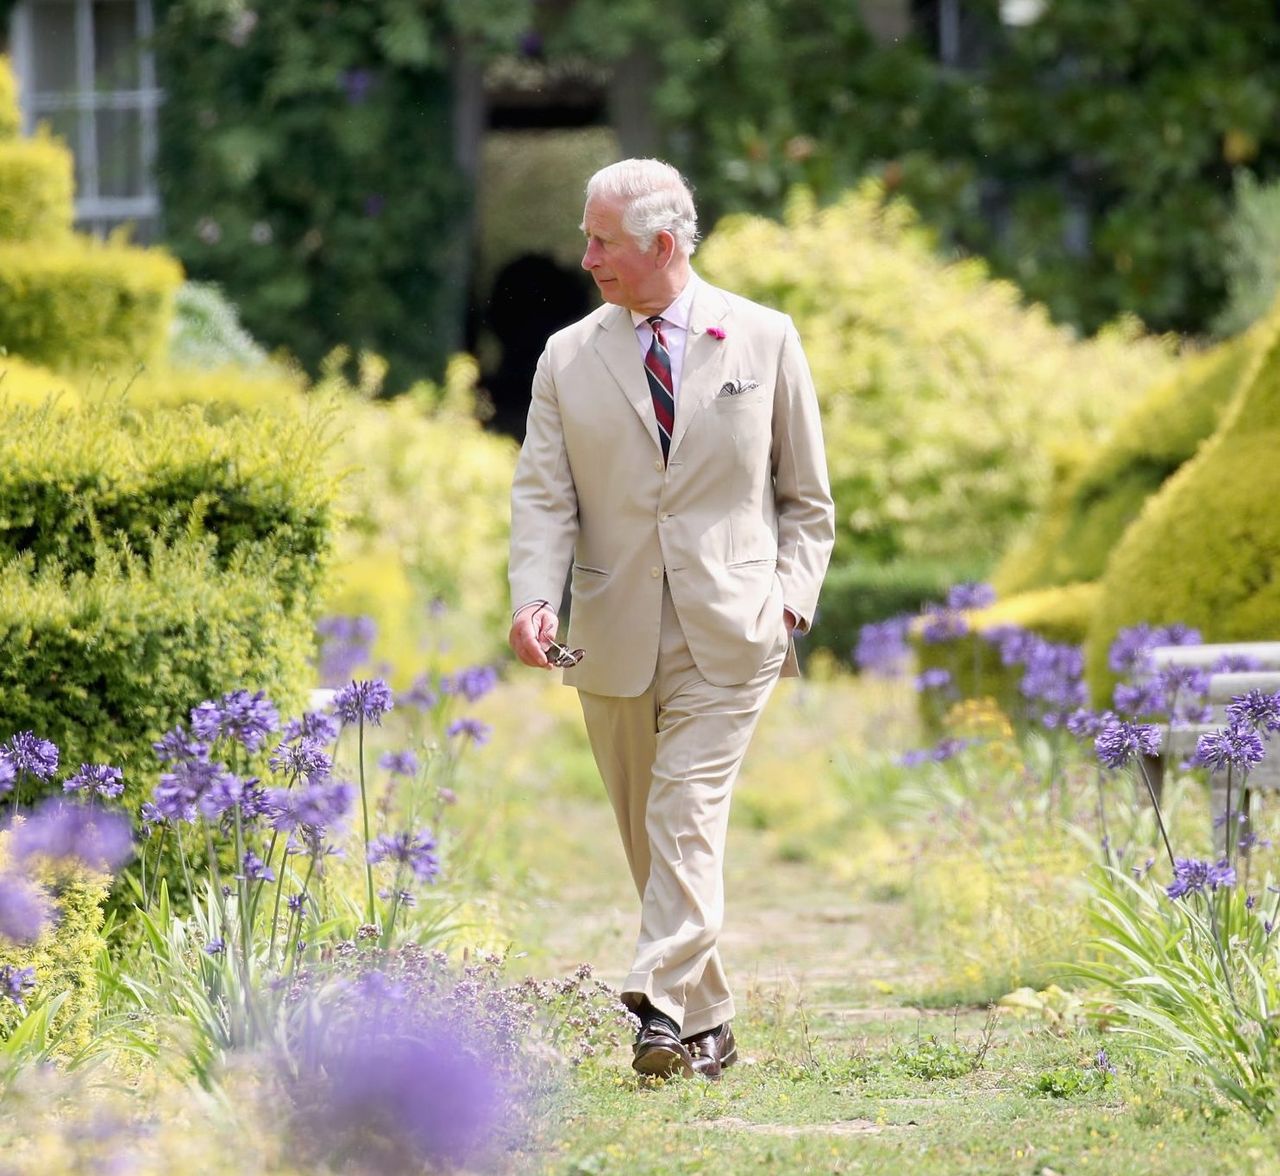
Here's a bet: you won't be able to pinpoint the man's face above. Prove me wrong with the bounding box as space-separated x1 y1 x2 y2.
580 195 664 312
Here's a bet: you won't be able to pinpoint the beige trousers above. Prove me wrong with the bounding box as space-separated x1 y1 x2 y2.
577 581 787 1038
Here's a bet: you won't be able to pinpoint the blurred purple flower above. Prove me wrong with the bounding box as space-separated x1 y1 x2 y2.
1214 654 1263 673
854 617 911 676
363 193 386 219
152 724 208 765
286 1011 500 1171
446 718 491 745
265 780 354 833
897 748 933 768
241 850 275 883
197 772 246 820
1095 719 1161 770
1193 724 1266 773
0 874 51 942
913 667 952 693
204 938 225 956
333 679 395 726
920 604 967 644
1113 679 1168 719
932 738 972 762
8 799 133 873
5 732 58 781
1020 639 1087 722
403 675 439 711
368 830 440 883
269 737 333 783
341 68 377 105
1 964 36 1009
1066 708 1108 740
316 616 378 686
380 750 420 777
441 666 499 703
63 764 125 800
0 755 14 797
982 624 1038 667
946 582 996 611
153 759 238 824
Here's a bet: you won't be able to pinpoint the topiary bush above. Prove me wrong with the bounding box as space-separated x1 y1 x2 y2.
0 240 182 372
0 535 315 795
169 281 270 371
0 56 18 141
0 396 335 606
1086 302 1280 700
996 331 1262 595
698 184 1174 572
0 133 73 244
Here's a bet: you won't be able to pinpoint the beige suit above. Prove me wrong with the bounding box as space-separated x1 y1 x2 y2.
510 276 834 1034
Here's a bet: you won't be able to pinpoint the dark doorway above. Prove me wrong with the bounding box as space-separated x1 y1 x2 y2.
481 252 591 440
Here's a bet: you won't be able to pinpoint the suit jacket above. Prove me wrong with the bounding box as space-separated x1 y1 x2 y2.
509 277 835 697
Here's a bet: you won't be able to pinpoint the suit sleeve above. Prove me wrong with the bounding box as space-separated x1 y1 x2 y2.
770 319 835 631
509 346 579 615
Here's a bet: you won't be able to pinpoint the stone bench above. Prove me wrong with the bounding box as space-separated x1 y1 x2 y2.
1147 643 1280 853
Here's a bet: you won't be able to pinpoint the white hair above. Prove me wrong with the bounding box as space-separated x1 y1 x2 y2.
584 158 699 256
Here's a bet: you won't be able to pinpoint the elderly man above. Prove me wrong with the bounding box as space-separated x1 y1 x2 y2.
508 159 834 1080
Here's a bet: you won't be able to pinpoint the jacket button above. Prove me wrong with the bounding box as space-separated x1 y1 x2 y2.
653 459 663 472
660 513 671 522
650 566 660 578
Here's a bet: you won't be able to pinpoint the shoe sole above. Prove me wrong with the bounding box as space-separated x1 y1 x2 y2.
632 1044 695 1079
721 1043 739 1069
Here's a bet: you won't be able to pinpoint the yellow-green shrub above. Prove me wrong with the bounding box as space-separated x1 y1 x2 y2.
698 184 1174 568
0 240 182 371
1087 302 1280 699
997 331 1262 594
124 362 306 421
0 356 79 410
970 581 1101 646
0 58 17 141
0 133 74 243
0 830 110 1059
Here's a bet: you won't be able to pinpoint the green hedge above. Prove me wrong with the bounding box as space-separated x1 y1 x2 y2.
997 332 1260 594
0 134 74 243
1087 303 1280 700
0 536 315 794
0 240 182 371
0 398 335 605
0 58 18 141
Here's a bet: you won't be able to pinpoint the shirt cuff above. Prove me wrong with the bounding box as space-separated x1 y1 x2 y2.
784 606 808 634
512 599 551 622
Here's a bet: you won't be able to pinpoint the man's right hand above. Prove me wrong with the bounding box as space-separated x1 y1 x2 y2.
509 602 559 669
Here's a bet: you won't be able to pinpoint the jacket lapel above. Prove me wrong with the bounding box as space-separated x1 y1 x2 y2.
593 305 662 453
669 282 730 459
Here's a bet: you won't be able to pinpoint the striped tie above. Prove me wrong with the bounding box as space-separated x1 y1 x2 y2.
644 315 675 461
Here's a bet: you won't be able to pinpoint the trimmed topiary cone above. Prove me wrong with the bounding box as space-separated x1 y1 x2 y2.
0 58 20 141
1085 300 1280 701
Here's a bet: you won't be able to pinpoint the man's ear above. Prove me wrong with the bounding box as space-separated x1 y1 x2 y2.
653 229 677 269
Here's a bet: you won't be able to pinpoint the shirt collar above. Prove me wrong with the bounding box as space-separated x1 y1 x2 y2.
630 271 700 331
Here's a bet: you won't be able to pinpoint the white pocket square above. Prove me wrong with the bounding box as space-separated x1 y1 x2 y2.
717 379 760 398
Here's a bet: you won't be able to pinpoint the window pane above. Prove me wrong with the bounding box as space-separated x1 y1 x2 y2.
45 108 88 192
32 1 80 94
95 107 142 197
94 1 141 91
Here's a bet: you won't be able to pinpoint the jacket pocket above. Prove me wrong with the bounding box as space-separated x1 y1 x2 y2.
572 563 609 577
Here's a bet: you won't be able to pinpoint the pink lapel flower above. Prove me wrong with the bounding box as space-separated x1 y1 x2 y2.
706 326 726 340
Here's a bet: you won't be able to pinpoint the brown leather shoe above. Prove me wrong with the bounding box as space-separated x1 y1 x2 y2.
683 1023 738 1080
632 1020 696 1079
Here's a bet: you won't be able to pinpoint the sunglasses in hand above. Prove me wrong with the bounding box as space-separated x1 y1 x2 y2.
543 638 585 668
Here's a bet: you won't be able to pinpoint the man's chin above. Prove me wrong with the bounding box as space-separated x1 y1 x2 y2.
594 280 622 304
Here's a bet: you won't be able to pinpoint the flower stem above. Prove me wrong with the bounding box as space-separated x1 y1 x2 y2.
358 717 375 925
1135 756 1177 870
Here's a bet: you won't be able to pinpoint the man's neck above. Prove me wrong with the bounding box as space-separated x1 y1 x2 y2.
631 262 692 318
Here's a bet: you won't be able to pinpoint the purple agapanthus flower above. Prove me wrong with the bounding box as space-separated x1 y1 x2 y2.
7 799 133 873
946 582 996 611
440 666 499 703
1095 719 1161 770
240 850 275 883
1226 690 1280 736
1108 623 1199 676
269 737 333 783
265 780 355 833
1066 708 1109 740
402 675 439 712
63 763 125 800
1166 857 1236 900
854 617 911 676
0 874 51 943
204 938 225 956
191 690 280 753
1020 639 1088 721
982 624 1038 667
316 615 378 687
4 732 58 781
1214 654 1263 673
0 755 14 797
368 830 440 883
932 738 972 762
1193 724 1266 773
153 759 238 823
1112 679 1168 719
897 748 933 768
1 964 36 1009
152 724 208 765
197 772 246 820
282 711 342 745
380 750 420 777
333 679 395 726
445 718 491 745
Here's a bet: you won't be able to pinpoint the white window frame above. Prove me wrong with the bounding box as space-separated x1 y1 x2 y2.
9 0 162 235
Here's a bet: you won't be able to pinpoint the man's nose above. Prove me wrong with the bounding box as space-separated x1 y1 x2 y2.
581 241 598 270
